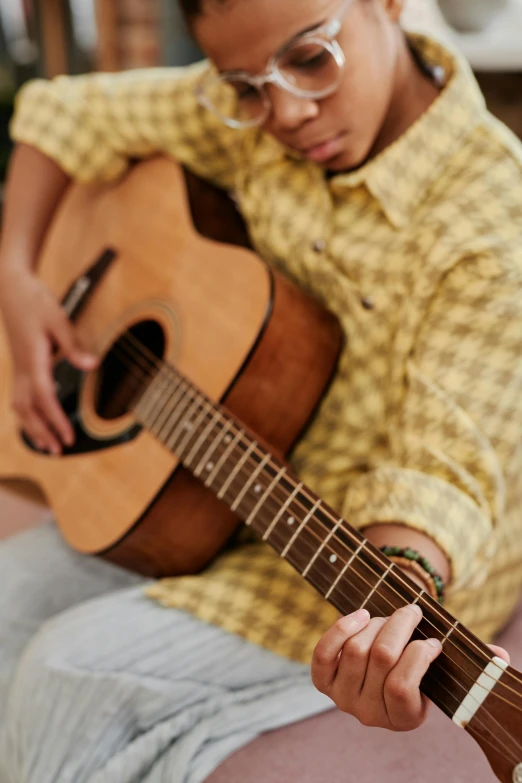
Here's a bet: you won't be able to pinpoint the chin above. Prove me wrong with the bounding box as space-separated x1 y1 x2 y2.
325 139 372 174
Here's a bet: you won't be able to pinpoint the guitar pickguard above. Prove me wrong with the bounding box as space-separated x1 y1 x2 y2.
22 358 142 456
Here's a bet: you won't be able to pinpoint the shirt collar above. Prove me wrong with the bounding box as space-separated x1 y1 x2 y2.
328 34 487 229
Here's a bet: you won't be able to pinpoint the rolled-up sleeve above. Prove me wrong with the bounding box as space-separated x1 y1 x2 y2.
342 250 522 592
10 62 241 189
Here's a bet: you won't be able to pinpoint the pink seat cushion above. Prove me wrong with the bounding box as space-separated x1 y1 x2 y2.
207 599 522 783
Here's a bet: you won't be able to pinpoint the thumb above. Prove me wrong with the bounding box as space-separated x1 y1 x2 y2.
50 311 98 370
488 644 511 665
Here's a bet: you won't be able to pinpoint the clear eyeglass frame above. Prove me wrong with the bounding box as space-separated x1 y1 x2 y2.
195 0 354 129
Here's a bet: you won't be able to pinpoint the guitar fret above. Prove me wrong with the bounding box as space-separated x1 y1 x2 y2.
230 453 271 512
204 428 244 487
159 391 196 442
360 563 393 610
302 516 345 578
442 619 460 646
165 398 201 450
142 378 182 434
134 371 173 422
262 482 303 541
281 499 322 559
194 420 233 478
245 466 287 527
182 408 221 465
149 374 186 432
217 441 257 500
326 540 367 600
164 392 201 449
153 377 188 435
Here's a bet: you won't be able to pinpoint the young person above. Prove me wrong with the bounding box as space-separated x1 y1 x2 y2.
0 0 520 779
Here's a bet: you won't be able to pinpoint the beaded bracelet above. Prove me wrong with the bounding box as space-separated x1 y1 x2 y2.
380 546 446 605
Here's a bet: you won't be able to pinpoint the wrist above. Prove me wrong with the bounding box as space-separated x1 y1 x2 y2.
363 522 451 586
0 260 36 286
380 547 446 604
0 264 38 311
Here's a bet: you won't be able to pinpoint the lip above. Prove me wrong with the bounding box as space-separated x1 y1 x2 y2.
299 133 345 163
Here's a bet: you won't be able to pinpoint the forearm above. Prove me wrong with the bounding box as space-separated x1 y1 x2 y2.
363 522 451 588
0 144 70 277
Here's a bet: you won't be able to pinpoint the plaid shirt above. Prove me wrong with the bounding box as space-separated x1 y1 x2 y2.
11 34 522 663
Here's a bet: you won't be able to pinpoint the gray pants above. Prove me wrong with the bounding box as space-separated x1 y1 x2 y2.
0 523 331 783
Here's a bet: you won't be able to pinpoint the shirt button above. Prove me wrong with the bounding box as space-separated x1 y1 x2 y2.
361 296 375 310
312 239 326 253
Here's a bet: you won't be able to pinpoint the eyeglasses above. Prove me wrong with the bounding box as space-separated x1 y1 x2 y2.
195 0 354 129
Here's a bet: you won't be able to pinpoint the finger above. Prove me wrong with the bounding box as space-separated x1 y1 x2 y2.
488 645 510 665
34 390 73 449
384 637 443 731
22 404 63 455
331 616 389 715
32 342 74 447
27 413 62 455
361 604 424 710
48 310 98 370
12 382 58 453
312 609 371 694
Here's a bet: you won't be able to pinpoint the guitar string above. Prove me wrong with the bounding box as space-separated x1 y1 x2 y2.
105 337 522 764
107 334 522 706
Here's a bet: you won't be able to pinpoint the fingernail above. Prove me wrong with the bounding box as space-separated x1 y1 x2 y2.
427 638 442 649
352 609 370 623
409 604 423 616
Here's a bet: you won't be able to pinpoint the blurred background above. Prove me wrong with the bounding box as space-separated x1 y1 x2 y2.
1 0 522 189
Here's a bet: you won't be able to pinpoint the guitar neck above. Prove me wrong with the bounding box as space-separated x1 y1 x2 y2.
131 354 508 724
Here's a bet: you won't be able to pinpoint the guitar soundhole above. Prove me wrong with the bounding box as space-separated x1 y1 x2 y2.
96 320 165 420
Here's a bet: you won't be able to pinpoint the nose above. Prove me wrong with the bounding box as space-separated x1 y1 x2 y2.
266 84 319 132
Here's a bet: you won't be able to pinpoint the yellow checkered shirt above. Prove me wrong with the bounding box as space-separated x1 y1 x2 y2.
11 34 522 663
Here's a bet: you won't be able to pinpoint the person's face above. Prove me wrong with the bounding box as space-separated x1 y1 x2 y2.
193 0 405 171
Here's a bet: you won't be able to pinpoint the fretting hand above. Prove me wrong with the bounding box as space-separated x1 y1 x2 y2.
312 605 510 731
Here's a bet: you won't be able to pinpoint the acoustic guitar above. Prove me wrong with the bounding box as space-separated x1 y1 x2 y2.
0 158 521 782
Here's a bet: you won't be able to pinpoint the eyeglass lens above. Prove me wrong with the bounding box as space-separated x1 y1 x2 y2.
202 41 341 126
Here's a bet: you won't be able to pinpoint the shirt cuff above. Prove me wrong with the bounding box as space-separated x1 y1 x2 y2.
341 467 497 592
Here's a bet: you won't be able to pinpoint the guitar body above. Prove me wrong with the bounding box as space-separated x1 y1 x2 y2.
0 158 341 577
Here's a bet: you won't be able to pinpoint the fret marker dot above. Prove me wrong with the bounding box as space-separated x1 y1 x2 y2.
183 422 193 430
224 435 232 444
206 462 214 471
254 484 262 494
287 517 295 526
329 554 338 564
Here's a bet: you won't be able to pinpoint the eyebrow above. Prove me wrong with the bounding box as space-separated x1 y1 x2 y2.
216 16 328 75
284 18 327 48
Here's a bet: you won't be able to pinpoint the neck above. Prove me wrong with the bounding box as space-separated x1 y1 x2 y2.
369 32 441 161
